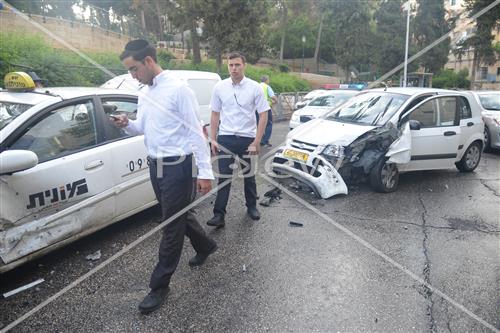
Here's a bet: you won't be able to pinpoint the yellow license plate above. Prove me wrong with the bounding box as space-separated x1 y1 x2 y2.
283 149 308 162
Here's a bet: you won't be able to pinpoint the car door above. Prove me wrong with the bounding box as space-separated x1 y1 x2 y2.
1 97 115 264
97 96 156 220
402 95 462 171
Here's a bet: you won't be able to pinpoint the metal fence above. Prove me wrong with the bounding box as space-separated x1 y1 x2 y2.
274 92 308 121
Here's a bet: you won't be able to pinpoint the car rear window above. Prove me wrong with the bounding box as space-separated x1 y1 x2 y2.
0 102 33 130
478 94 500 111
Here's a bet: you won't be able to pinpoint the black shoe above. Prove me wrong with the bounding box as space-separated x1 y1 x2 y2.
207 214 225 228
138 286 169 314
189 244 218 267
247 207 261 220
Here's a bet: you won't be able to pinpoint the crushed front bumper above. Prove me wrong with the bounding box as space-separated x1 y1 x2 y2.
271 147 348 199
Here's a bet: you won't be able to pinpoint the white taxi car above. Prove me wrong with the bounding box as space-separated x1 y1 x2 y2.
0 71 209 273
273 88 484 198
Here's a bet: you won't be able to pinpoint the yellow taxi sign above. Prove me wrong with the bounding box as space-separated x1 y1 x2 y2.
4 72 36 91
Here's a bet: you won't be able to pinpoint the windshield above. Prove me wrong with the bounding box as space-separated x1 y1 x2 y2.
326 92 409 126
308 93 354 108
478 94 500 111
0 102 33 130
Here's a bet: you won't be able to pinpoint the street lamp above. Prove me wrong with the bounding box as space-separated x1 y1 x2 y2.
301 35 306 73
402 1 411 87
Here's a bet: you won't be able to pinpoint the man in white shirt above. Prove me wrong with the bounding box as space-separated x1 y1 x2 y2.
113 39 217 314
207 51 270 228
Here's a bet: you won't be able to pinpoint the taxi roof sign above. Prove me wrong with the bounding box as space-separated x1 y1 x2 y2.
4 72 36 91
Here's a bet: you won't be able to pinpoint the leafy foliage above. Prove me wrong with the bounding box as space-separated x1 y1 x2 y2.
0 32 125 87
169 60 309 93
457 0 500 66
413 0 451 73
432 69 471 89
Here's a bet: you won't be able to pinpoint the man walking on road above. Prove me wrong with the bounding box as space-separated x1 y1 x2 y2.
113 39 217 314
257 75 277 147
206 51 270 228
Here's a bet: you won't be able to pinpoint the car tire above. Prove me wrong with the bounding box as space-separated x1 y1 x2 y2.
456 141 482 172
483 127 492 153
369 158 399 193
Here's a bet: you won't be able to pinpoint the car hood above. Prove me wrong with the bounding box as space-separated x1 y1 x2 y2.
290 118 376 146
294 106 331 116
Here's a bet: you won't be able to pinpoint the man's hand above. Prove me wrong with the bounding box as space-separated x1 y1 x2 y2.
211 141 219 156
197 179 212 195
247 140 260 155
110 114 129 128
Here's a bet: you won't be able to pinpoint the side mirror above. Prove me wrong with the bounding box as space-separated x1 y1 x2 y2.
0 150 38 175
409 119 422 131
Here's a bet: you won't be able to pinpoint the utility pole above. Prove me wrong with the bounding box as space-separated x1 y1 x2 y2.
402 1 411 87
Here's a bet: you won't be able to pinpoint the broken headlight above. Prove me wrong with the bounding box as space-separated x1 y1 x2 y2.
322 144 345 158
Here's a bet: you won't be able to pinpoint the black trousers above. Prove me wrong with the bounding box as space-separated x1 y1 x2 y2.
213 135 257 216
148 155 216 291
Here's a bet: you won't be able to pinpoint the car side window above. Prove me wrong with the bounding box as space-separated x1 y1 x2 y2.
409 99 437 127
458 97 472 119
410 97 458 128
10 100 98 163
101 98 138 141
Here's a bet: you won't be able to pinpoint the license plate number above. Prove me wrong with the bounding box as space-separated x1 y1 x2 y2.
283 149 308 162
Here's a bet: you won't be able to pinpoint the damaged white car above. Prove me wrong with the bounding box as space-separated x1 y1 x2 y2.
0 73 154 273
272 88 484 198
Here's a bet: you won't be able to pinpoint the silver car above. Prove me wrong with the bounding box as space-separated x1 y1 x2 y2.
470 91 500 152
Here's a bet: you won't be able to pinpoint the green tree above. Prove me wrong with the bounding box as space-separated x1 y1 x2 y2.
373 0 408 76
456 0 500 82
413 0 451 73
7 0 76 19
327 1 373 81
200 0 269 72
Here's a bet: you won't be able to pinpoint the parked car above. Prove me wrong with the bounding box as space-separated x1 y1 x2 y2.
294 89 330 110
469 90 500 152
0 70 216 273
273 88 484 198
289 90 359 129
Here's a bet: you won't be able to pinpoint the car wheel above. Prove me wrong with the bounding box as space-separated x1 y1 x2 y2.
370 158 399 193
483 127 492 153
456 141 482 172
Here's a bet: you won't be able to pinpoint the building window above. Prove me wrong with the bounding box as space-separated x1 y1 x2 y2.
450 0 457 5
497 67 500 76
479 67 488 80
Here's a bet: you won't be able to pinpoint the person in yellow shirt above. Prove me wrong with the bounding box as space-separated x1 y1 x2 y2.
258 75 277 147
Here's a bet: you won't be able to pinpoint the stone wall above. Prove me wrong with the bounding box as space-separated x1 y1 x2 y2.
1 10 130 53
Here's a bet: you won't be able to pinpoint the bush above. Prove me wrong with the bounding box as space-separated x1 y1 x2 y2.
278 63 290 73
157 50 176 68
433 69 470 89
0 31 127 87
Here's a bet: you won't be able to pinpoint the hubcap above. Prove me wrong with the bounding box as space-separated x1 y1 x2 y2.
381 163 397 189
465 145 480 169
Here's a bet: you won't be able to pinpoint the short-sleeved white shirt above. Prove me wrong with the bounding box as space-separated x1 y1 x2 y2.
210 76 270 138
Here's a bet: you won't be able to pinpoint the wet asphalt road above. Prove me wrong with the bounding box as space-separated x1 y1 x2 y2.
1 120 499 332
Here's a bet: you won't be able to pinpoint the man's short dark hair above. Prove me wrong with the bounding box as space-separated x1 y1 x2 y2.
227 51 246 63
120 39 157 62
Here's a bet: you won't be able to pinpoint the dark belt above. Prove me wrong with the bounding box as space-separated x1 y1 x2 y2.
147 154 192 164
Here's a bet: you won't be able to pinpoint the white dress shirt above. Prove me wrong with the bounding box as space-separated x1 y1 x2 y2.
125 70 214 180
210 76 270 138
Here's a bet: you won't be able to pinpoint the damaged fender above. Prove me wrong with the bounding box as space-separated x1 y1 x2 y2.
386 121 412 164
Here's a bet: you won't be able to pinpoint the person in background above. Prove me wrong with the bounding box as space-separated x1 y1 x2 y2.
257 75 277 147
206 51 270 228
